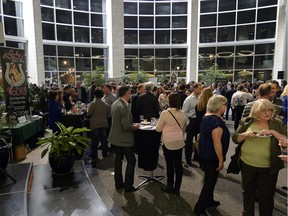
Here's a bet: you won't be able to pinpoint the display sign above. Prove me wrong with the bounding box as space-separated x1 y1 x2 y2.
0 47 29 116
215 77 228 84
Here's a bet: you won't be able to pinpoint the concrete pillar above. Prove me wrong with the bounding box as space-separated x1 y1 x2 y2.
273 0 287 80
106 0 125 79
22 0 45 85
186 0 199 82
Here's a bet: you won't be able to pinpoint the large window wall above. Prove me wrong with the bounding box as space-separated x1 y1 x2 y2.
0 0 25 49
124 0 188 81
40 0 108 83
199 0 278 82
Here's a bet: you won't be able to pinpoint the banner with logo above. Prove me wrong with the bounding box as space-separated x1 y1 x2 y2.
0 47 29 116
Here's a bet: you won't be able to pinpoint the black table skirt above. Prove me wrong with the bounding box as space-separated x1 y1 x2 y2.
61 114 85 128
134 129 162 171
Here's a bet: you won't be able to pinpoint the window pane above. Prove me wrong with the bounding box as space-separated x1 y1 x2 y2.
91 0 104 13
155 49 170 58
125 30 138 44
156 30 170 44
56 10 72 24
55 0 71 9
76 58 91 71
200 0 217 13
44 57 57 71
139 30 154 44
254 55 273 69
199 47 216 70
219 0 236 11
199 47 216 57
125 16 137 28
92 14 105 27
74 12 89 26
237 25 255 41
237 10 255 24
155 59 170 71
156 17 170 28
57 25 73 41
139 17 154 28
216 46 234 70
58 58 74 71
172 16 187 28
172 59 186 70
199 57 215 70
41 0 53 6
75 47 91 57
254 70 272 82
4 17 23 37
218 27 235 42
156 3 170 15
125 59 138 71
44 45 56 56
258 0 278 7
139 3 154 15
172 48 187 58
235 56 253 69
172 30 186 44
140 59 154 71
92 48 106 58
235 70 253 83
257 8 277 22
125 49 138 58
238 0 256 9
172 2 187 14
236 45 254 56
41 7 54 22
73 0 88 11
255 43 274 54
200 28 216 43
200 14 217 27
256 23 276 39
58 46 74 56
124 2 137 15
3 1 22 17
91 28 104 43
42 23 55 40
75 27 90 42
139 49 154 58
5 41 24 49
218 12 235 26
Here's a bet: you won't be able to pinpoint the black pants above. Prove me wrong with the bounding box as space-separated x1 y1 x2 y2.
194 159 219 213
234 106 244 131
225 103 235 120
185 118 199 162
114 145 136 190
107 117 112 138
91 128 108 159
241 161 278 216
163 145 183 190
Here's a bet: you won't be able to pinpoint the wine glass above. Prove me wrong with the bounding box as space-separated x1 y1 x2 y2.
279 137 288 157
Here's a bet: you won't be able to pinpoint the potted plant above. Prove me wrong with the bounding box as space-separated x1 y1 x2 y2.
37 122 90 175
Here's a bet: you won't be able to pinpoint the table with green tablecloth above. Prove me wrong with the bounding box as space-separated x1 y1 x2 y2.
3 117 45 146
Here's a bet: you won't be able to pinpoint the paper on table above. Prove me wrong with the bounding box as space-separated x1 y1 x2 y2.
140 125 155 130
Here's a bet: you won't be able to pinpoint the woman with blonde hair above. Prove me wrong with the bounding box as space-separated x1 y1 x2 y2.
280 85 288 126
232 99 286 216
196 88 213 123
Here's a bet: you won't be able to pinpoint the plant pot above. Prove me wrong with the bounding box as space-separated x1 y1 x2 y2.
49 155 75 175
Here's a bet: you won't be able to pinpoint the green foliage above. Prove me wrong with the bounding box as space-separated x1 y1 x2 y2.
0 86 4 101
120 71 154 84
28 84 49 113
37 122 90 158
201 63 226 85
82 66 105 87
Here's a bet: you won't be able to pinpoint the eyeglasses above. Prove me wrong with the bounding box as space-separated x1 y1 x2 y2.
261 109 273 113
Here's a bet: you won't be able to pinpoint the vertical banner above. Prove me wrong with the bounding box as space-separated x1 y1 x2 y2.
0 47 29 116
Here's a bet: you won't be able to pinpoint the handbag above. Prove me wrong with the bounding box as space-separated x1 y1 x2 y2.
227 144 242 174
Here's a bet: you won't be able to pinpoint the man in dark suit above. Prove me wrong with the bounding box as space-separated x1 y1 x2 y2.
63 85 72 111
137 82 160 121
131 83 145 123
108 86 140 192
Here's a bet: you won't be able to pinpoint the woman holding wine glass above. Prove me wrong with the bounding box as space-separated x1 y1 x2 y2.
232 99 286 216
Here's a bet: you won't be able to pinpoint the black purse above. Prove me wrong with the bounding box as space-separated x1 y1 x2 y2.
227 144 242 174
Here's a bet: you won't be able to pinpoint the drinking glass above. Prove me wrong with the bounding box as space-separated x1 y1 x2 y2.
140 115 144 122
279 137 288 156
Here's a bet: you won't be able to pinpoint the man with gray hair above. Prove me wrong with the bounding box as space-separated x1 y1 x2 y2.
137 81 160 121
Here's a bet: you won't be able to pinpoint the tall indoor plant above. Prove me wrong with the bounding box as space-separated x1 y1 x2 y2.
37 122 90 175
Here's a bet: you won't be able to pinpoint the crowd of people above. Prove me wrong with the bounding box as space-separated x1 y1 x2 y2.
47 78 288 216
